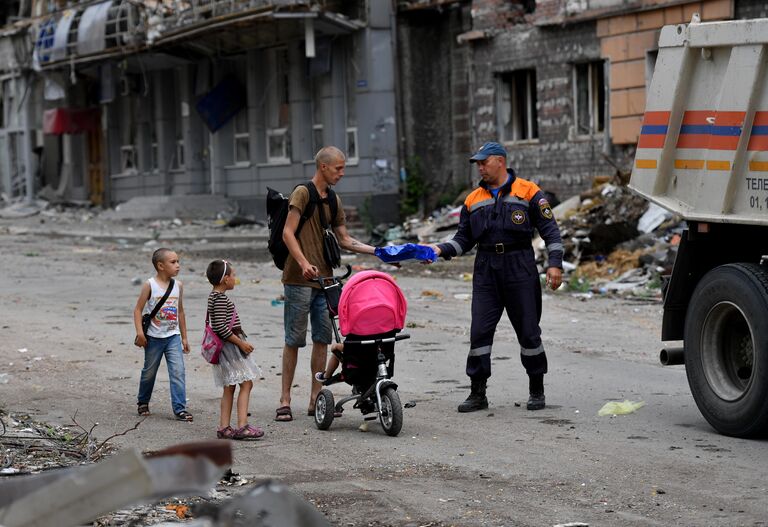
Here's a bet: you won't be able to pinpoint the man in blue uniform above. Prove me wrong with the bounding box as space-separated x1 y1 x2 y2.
431 142 563 412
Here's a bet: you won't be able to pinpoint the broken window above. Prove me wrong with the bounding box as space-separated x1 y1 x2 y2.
573 61 606 136
344 39 359 163
645 50 658 92
311 79 324 155
266 47 291 164
267 128 288 163
234 109 249 165
172 92 185 170
498 69 538 142
346 127 358 163
119 97 138 174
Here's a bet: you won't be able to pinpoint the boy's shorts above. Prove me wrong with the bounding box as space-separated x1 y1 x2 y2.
284 284 332 347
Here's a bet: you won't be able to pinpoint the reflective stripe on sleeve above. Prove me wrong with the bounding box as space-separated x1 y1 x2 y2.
469 345 492 357
520 344 544 356
546 242 564 253
447 239 463 256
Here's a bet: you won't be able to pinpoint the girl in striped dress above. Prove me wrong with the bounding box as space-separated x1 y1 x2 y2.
206 260 263 440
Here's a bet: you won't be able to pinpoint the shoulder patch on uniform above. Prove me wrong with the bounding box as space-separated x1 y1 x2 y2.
538 199 553 220
511 209 526 224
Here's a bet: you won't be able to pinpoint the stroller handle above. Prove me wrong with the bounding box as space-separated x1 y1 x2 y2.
310 264 352 287
343 334 411 346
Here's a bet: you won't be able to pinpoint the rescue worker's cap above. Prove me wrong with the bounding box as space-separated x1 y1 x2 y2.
469 142 507 163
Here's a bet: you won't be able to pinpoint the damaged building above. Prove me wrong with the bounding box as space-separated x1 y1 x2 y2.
396 0 767 210
1 0 768 220
0 0 400 221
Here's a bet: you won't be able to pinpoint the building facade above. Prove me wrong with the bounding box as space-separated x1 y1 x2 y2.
397 0 766 210
0 1 400 222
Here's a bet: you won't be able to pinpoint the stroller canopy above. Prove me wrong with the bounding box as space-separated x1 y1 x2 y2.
339 271 407 336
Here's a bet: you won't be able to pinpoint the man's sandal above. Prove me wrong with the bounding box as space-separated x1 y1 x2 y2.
274 406 293 422
137 403 150 416
175 410 193 422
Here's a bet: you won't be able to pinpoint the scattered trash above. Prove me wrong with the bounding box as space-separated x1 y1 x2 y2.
17 348 27 353
404 401 417 409
598 400 646 416
131 277 143 285
453 293 470 300
421 290 443 299
271 295 285 307
358 422 369 432
0 373 9 384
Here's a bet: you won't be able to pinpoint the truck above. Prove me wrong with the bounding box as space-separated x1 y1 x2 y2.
629 16 768 438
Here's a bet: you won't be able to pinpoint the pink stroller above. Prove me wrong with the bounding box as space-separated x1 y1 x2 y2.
312 266 409 436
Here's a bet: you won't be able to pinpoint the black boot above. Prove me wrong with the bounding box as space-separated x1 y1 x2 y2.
527 374 545 411
458 379 488 413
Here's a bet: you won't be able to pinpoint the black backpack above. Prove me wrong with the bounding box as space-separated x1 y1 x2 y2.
266 182 338 270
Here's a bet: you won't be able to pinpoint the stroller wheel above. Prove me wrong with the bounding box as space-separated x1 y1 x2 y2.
315 389 335 430
379 387 403 437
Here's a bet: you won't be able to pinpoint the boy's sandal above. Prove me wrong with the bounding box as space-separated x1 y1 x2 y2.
175 411 193 422
137 403 150 417
274 406 293 422
233 424 264 440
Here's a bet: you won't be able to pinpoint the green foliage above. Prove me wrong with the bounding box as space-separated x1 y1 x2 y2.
358 195 374 233
401 155 427 219
567 275 592 293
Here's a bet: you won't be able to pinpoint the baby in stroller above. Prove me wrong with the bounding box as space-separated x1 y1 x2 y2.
312 268 409 436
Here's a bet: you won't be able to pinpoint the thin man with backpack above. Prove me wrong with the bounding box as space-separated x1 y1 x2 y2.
274 146 376 422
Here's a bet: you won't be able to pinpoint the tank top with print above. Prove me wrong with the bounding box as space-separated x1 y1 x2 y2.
144 277 181 338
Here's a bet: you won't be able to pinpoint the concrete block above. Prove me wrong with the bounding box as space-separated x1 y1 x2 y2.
610 89 630 117
601 34 629 62
702 0 733 20
664 5 685 24
611 115 643 144
611 60 646 89
626 30 659 60
627 87 647 115
636 9 665 30
609 14 637 36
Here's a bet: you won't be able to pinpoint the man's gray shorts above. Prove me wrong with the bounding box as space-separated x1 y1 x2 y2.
283 284 332 348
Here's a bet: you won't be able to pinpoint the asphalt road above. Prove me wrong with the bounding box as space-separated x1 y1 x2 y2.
1 225 766 526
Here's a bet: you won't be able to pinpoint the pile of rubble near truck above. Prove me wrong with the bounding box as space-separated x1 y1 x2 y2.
375 176 682 299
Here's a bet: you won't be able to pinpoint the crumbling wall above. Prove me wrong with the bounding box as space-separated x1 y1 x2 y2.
471 21 621 200
398 5 473 211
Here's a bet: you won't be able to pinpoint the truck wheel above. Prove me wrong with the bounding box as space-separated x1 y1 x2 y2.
684 263 768 437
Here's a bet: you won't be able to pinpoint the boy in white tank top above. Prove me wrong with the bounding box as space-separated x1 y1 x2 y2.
132 248 192 421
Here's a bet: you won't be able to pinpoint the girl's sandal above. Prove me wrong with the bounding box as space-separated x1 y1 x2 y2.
137 403 150 416
217 426 236 439
233 424 264 440
175 410 194 422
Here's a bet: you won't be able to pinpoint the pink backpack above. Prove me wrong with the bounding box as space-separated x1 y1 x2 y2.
339 271 407 336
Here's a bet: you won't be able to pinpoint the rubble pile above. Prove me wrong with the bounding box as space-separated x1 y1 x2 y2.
544 182 683 297
0 410 117 475
370 180 684 298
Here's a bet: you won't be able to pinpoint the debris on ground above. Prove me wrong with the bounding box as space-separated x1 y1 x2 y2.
597 400 646 416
